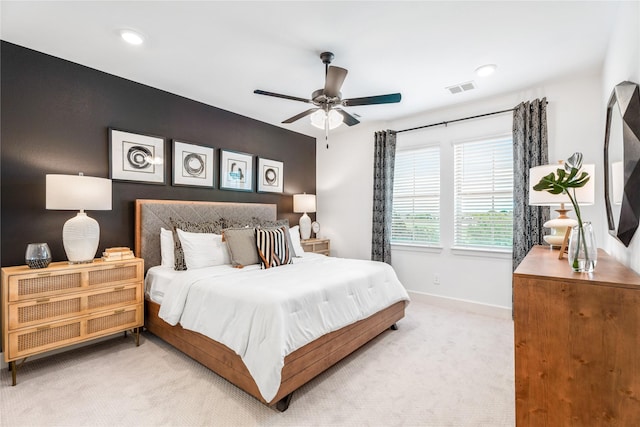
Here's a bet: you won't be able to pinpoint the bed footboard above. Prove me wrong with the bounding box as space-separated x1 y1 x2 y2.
144 299 405 409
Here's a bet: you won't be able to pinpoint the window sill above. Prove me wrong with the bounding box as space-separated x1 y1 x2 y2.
450 246 512 259
389 244 512 259
391 243 444 254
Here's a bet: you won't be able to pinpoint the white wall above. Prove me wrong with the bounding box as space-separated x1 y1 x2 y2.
316 123 380 260
317 2 640 308
317 69 605 309
601 1 640 272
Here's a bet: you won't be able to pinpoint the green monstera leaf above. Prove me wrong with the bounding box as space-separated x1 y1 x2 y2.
532 167 590 195
533 152 592 270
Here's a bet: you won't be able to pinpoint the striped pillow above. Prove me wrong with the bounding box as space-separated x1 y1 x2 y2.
256 226 292 269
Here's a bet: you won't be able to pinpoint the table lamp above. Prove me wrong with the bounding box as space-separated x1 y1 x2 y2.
293 193 316 240
612 161 624 205
529 163 595 247
46 173 112 263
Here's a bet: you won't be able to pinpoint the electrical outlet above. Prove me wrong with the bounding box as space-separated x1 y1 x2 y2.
433 274 440 285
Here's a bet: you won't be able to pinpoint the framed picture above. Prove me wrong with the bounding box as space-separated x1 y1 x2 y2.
219 149 254 192
257 157 284 193
109 128 165 184
172 140 214 188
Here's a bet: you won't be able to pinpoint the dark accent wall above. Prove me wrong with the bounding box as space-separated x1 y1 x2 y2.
1 41 316 267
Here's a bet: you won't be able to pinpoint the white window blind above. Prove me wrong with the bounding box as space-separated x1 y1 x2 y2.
453 137 513 249
392 146 440 245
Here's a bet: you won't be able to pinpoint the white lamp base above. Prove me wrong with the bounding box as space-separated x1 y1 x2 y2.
299 213 312 240
543 217 578 248
63 212 100 263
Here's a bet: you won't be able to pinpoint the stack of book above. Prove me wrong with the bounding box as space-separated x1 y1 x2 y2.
102 247 135 262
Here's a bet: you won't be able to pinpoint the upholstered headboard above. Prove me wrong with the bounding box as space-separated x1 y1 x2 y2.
134 199 277 270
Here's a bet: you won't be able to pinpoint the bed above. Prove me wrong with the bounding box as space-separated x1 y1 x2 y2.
134 199 409 411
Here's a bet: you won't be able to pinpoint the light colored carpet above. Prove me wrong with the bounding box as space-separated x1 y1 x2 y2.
1 301 515 426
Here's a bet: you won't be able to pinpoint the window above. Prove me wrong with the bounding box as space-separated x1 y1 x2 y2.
453 136 513 250
392 146 440 245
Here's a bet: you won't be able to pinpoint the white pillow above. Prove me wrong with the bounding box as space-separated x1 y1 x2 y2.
176 229 231 269
289 225 306 257
160 228 174 268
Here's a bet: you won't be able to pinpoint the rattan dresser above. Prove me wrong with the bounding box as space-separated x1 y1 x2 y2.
1 258 144 385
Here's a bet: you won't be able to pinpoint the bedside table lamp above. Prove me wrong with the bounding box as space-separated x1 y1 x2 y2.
293 193 316 240
612 161 624 205
529 163 595 247
46 173 112 263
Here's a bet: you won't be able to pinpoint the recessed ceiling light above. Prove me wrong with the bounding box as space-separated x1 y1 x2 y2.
120 29 144 45
475 64 497 77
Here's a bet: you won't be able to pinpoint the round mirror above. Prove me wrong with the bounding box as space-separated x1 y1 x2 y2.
605 101 623 232
604 81 640 246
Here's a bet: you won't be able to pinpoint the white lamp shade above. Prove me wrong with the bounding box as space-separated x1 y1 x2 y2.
528 164 595 206
310 109 343 130
293 193 316 213
46 174 112 210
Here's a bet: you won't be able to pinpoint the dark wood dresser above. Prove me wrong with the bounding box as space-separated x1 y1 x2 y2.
514 245 640 426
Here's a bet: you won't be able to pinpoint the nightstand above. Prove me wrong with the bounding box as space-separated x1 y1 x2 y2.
300 238 330 256
1 258 144 385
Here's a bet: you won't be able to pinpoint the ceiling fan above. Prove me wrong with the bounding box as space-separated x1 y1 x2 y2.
254 52 402 130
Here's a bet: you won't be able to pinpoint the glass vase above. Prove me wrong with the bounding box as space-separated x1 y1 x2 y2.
25 243 52 269
567 221 597 273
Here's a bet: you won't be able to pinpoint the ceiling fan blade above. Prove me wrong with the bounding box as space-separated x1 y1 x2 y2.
334 108 360 126
342 93 402 107
324 66 348 98
282 108 320 124
254 89 311 104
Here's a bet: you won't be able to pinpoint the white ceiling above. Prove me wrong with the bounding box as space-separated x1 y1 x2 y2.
1 1 621 138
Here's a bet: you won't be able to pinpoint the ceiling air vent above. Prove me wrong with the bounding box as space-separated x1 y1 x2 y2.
446 81 476 94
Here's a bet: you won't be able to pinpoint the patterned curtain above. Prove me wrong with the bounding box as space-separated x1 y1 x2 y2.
512 98 549 270
371 130 397 264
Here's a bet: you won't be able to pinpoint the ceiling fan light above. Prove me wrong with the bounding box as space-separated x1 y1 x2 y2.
310 109 343 130
310 110 325 129
328 110 344 129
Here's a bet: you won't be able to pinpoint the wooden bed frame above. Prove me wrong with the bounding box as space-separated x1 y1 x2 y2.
134 199 406 411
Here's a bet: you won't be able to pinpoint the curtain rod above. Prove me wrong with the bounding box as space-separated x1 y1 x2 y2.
395 108 514 133
395 100 548 134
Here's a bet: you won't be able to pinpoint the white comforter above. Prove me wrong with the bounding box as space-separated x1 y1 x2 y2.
156 253 410 402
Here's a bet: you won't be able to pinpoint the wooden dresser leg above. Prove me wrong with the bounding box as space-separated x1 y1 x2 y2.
10 361 17 386
390 323 398 330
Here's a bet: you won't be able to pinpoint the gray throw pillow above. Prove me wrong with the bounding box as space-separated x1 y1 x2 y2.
222 227 260 267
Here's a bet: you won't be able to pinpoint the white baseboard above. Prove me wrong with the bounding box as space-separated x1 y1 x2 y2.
407 290 512 320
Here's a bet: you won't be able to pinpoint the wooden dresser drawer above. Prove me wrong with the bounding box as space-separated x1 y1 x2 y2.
8 283 142 329
7 304 142 360
5 260 143 302
85 304 142 337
